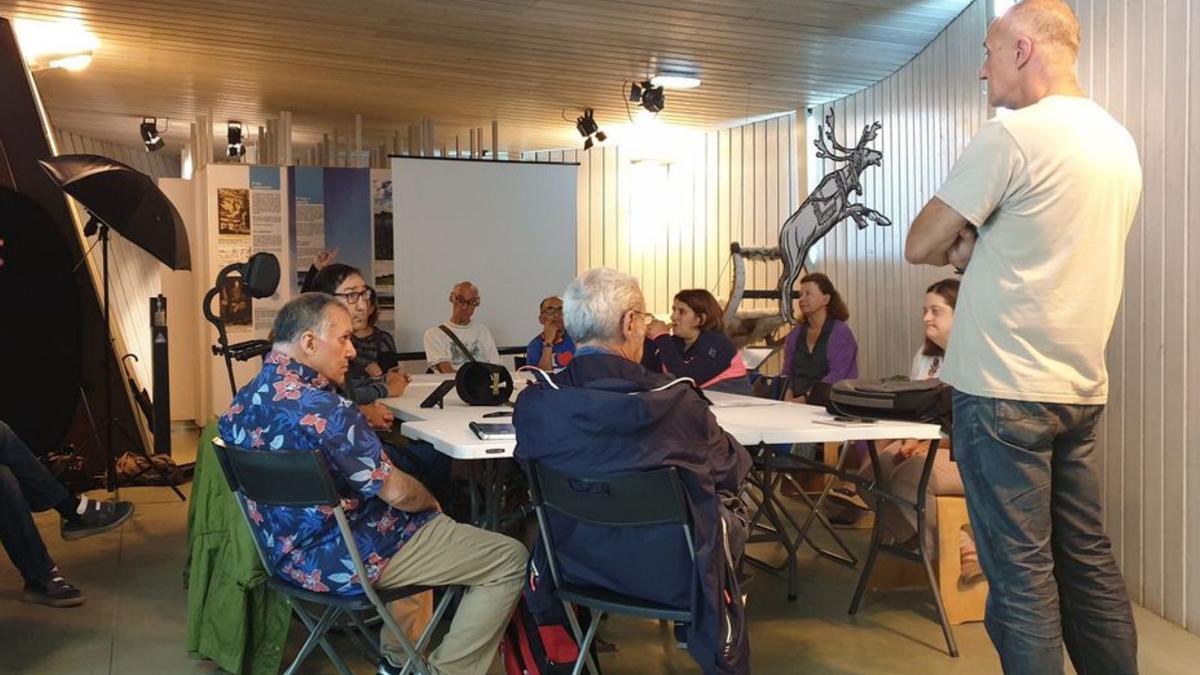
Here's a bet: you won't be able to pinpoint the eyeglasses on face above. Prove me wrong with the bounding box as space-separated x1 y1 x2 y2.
452 295 481 307
540 306 564 316
334 289 372 304
629 309 654 327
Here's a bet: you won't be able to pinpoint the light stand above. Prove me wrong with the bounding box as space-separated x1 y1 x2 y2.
80 213 185 499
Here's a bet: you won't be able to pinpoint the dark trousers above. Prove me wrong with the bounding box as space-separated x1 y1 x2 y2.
383 439 452 507
0 420 70 583
952 392 1138 674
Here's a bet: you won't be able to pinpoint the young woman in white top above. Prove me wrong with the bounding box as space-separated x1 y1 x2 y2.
831 277 983 583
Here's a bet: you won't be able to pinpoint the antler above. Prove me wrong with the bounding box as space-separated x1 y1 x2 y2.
856 121 882 149
813 109 851 162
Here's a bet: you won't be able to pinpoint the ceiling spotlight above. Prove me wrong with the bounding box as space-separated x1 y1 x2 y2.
573 108 607 151
575 109 600 138
226 121 245 158
629 81 665 113
650 73 701 90
139 117 165 152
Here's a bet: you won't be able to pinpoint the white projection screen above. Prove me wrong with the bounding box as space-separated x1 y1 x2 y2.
391 157 578 355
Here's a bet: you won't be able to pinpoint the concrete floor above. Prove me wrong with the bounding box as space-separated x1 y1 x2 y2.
2 432 1199 674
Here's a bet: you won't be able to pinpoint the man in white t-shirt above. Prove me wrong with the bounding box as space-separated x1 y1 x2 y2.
423 281 502 373
905 2 1141 673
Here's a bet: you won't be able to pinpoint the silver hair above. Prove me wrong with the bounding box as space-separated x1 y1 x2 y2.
563 268 644 344
271 292 347 344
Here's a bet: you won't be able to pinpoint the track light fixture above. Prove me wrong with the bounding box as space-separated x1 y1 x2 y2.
629 81 665 113
226 121 245 158
139 117 165 152
573 109 607 151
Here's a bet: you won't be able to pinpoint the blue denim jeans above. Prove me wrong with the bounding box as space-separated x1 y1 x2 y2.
952 391 1138 674
0 420 70 582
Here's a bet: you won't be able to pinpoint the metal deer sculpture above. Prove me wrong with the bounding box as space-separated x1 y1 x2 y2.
777 109 891 322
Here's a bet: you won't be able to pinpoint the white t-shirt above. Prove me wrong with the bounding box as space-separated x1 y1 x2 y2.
937 95 1142 405
423 321 502 370
910 350 942 381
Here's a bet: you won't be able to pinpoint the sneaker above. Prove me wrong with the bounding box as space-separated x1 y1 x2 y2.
61 499 135 541
827 486 870 511
22 574 85 608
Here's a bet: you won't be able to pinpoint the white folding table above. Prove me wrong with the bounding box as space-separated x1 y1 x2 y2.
380 377 940 590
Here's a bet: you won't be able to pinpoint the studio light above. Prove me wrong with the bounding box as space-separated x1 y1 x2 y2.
573 108 607 151
139 117 165 152
629 81 665 113
226 122 245 158
575 109 600 138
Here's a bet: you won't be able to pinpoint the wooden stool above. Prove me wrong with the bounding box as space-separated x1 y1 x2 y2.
935 495 988 625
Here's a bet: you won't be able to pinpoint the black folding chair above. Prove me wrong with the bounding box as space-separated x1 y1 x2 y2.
211 438 457 675
527 462 695 675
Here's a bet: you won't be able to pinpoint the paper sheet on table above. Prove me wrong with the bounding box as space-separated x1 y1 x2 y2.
709 397 780 409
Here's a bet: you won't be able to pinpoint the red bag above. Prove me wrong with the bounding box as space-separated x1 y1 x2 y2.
499 595 593 675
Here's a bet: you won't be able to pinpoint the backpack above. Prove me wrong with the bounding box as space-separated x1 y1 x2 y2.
499 594 598 675
826 377 951 428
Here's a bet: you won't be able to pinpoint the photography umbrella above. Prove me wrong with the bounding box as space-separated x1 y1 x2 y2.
39 154 190 495
39 154 190 270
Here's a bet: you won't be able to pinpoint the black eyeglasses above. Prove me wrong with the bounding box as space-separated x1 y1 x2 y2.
452 295 481 307
334 289 372 304
540 307 564 316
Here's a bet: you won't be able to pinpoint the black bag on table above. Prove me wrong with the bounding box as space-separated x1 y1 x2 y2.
826 377 951 428
455 361 514 406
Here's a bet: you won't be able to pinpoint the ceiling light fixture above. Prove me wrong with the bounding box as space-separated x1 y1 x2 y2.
650 74 701 90
573 109 607 151
629 81 665 114
227 122 246 158
13 18 99 72
139 117 165 152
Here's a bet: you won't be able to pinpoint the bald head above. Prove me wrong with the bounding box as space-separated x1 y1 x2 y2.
1000 0 1080 65
981 0 1083 109
448 281 481 323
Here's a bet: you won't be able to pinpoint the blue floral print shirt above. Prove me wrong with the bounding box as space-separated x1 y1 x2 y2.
218 351 436 596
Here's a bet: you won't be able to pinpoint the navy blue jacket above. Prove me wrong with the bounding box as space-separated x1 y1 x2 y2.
513 351 752 675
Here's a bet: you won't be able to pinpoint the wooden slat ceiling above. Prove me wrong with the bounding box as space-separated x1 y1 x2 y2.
2 0 973 155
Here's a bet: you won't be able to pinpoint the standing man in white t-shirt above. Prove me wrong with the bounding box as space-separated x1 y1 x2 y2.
423 281 502 373
905 2 1141 673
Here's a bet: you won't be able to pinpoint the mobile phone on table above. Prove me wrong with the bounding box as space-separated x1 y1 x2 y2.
469 421 516 440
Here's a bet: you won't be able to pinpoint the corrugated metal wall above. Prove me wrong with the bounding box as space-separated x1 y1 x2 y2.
527 112 802 316
809 0 990 381
1072 0 1198 632
813 0 1200 635
51 129 181 392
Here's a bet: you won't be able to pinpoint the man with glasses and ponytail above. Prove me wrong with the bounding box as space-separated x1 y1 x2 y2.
423 281 501 373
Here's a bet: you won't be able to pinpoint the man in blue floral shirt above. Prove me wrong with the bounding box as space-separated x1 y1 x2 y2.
220 293 526 675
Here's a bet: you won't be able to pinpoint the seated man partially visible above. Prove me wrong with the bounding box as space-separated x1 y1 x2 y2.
219 293 526 675
525 295 574 370
1 419 133 607
423 282 501 373
513 268 752 675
